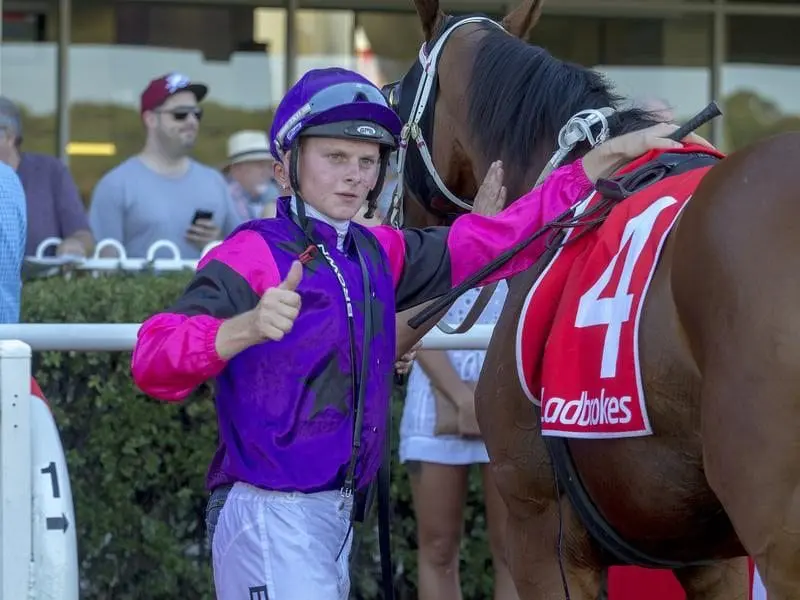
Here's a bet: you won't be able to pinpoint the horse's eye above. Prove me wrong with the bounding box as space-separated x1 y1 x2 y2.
382 81 402 112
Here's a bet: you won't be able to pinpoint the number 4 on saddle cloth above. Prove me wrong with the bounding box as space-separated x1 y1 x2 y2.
515 143 725 439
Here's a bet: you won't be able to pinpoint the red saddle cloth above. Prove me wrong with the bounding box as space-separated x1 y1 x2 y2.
513 145 764 598
515 144 724 439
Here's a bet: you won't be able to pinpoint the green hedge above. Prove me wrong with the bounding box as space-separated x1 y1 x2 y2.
21 272 495 599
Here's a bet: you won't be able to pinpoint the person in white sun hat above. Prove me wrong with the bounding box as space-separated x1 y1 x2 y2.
223 130 282 220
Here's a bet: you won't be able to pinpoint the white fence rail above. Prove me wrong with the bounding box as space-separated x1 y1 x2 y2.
0 323 495 352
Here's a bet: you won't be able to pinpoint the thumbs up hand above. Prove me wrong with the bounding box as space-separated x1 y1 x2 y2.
278 260 303 292
252 260 303 342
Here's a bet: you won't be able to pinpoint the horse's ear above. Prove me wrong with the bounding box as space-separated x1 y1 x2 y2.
501 0 544 39
413 0 445 42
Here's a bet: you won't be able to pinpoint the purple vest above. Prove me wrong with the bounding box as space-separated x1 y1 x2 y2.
206 200 397 494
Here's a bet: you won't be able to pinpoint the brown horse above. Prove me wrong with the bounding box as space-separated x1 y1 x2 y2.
390 0 800 598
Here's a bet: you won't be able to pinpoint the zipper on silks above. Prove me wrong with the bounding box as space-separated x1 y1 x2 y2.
315 244 366 502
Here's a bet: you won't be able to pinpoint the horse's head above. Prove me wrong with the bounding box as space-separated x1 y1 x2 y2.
382 0 543 227
385 0 661 227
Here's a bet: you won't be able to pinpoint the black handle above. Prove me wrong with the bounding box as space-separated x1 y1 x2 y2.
667 101 722 142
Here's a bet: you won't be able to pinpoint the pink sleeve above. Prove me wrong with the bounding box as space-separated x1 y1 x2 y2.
130 229 281 402
131 314 227 402
370 225 406 289
447 159 593 287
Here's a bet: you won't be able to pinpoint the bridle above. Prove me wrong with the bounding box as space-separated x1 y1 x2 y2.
380 14 507 228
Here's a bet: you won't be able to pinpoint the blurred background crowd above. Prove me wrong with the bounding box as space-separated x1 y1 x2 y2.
2 74 397 263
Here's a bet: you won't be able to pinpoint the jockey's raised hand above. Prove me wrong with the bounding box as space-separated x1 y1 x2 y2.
214 260 303 359
472 160 507 216
583 122 715 183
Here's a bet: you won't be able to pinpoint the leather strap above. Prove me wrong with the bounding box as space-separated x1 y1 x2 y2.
435 282 499 334
351 227 395 600
376 411 394 599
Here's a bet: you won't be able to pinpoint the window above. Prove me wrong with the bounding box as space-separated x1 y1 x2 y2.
723 15 800 150
529 14 712 135
67 1 275 201
295 10 356 80
3 10 46 42
353 12 424 85
1 8 57 158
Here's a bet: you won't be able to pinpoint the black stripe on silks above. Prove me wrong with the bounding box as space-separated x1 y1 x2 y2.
394 226 452 312
167 260 260 319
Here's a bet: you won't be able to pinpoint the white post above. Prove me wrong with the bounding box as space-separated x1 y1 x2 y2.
0 340 32 599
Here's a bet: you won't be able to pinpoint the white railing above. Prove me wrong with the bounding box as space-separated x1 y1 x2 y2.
26 238 223 276
22 235 500 350
0 323 495 351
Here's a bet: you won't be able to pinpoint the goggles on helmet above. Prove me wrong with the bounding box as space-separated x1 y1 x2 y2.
274 81 394 155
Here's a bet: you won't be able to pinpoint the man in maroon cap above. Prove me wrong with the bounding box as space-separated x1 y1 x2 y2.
89 72 242 259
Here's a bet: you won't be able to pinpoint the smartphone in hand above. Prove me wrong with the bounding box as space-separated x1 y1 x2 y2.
192 209 214 224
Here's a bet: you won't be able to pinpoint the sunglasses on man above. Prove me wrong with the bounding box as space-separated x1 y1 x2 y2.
156 107 204 122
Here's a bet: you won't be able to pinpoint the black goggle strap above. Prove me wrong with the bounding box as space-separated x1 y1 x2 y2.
364 150 391 219
288 139 316 244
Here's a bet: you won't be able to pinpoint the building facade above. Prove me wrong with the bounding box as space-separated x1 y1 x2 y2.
1 0 798 201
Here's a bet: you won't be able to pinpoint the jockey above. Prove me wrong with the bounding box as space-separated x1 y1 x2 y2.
130 66 707 600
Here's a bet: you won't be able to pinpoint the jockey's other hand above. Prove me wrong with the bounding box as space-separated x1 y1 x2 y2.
582 122 715 184
472 161 507 217
395 342 420 375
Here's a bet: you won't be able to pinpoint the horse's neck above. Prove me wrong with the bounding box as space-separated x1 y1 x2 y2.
404 194 447 228
506 147 558 203
516 142 592 201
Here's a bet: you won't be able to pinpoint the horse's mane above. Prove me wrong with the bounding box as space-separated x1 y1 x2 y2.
467 25 663 185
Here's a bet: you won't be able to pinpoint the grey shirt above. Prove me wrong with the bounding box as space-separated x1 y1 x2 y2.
89 157 243 259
